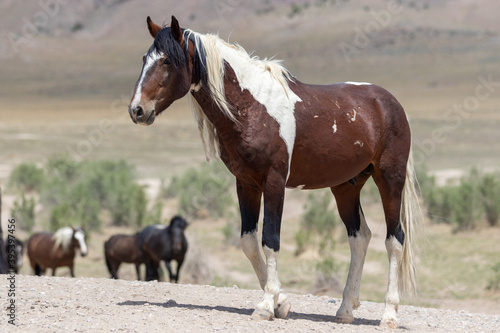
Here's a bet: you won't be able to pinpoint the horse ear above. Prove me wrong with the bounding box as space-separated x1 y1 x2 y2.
171 15 184 45
147 16 162 39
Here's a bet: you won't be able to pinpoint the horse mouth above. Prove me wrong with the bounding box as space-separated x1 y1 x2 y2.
136 110 156 126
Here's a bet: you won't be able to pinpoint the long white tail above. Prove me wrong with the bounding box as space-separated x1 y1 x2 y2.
399 147 424 297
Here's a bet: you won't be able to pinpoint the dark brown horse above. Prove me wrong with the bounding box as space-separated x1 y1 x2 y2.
104 233 144 280
137 216 188 282
27 226 87 277
128 16 422 328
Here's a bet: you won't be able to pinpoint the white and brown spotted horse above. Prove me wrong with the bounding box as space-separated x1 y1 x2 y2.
128 16 422 328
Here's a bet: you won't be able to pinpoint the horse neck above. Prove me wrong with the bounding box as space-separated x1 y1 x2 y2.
191 79 240 139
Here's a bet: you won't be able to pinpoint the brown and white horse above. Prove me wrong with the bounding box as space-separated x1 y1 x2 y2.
128 16 422 328
27 226 87 277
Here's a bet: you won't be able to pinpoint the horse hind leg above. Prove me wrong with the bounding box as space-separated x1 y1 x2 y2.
372 156 417 328
331 177 372 324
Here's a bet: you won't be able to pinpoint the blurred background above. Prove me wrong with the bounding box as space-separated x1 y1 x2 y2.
1 0 499 315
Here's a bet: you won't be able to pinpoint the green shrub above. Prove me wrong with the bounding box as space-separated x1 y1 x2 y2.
478 173 500 227
164 162 235 219
487 261 500 291
10 192 36 232
10 155 148 232
295 189 338 256
421 167 500 232
8 163 44 192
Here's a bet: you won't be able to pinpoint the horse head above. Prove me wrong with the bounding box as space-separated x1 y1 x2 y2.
72 226 88 257
129 16 194 125
168 216 188 253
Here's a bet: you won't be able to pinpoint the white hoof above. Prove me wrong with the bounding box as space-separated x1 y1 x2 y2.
380 317 398 329
251 308 273 321
274 299 291 319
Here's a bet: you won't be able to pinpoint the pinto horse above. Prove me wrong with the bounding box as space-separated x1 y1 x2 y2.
27 226 87 277
137 216 188 283
128 16 422 328
104 233 144 280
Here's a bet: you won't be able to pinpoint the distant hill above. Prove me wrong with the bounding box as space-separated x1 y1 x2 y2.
1 0 499 104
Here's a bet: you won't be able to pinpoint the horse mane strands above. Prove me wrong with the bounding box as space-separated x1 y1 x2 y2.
185 32 295 160
52 227 74 254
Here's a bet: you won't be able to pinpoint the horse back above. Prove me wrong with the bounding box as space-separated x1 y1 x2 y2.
105 234 143 263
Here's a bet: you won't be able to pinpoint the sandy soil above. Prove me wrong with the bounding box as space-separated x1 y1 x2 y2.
2 275 499 332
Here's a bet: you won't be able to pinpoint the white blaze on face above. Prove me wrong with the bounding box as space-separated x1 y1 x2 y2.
74 230 87 256
130 51 164 108
218 44 302 181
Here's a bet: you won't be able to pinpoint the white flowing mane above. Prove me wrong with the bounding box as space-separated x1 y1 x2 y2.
52 226 74 254
185 31 296 160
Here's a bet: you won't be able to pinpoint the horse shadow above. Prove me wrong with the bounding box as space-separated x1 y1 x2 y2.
117 300 381 327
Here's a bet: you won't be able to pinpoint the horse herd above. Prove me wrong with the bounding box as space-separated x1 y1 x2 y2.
7 215 188 282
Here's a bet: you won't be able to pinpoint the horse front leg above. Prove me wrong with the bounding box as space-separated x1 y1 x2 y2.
164 260 174 282
237 180 267 288
252 175 290 320
174 258 184 283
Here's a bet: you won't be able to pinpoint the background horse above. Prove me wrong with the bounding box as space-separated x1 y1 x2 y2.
27 226 87 277
128 16 422 328
5 237 24 273
104 233 144 280
138 216 188 282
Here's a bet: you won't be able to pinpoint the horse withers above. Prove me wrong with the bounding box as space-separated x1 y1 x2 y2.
138 216 188 283
104 232 144 280
27 226 87 277
128 16 422 328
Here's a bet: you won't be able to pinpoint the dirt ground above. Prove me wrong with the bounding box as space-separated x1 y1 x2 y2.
2 274 499 332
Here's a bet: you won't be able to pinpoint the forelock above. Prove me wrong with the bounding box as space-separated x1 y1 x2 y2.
148 27 186 69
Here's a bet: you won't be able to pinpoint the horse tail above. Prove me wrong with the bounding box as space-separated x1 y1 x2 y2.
399 146 424 297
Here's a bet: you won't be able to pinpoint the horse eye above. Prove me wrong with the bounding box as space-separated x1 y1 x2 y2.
163 57 171 65
142 55 146 64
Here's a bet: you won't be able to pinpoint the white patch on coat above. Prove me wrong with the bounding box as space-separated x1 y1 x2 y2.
332 120 337 133
354 140 363 147
345 81 372 86
314 115 319 118
190 82 202 92
218 43 302 180
131 52 164 108
351 109 357 122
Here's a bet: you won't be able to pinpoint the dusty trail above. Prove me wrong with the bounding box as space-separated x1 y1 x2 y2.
2 275 499 332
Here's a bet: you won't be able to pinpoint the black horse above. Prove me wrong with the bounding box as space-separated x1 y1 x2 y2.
138 216 188 282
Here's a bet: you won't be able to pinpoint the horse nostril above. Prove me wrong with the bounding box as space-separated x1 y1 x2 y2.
136 106 144 118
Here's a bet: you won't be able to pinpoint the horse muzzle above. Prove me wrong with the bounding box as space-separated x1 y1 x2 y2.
129 105 156 126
